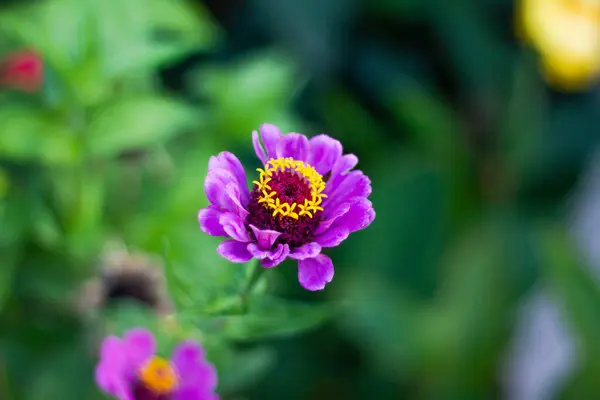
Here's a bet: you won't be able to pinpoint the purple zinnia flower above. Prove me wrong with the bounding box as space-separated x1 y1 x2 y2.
95 328 219 400
198 124 375 291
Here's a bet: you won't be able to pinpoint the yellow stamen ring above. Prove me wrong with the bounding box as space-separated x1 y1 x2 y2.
254 157 327 220
139 356 178 395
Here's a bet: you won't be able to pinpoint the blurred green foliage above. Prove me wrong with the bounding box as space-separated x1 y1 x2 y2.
1 0 600 399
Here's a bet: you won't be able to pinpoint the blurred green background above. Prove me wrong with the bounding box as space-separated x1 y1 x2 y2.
1 0 600 399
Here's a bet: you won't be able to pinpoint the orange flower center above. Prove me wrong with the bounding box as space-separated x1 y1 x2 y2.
139 356 178 395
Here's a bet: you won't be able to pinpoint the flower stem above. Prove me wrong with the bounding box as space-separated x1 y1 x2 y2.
240 261 265 309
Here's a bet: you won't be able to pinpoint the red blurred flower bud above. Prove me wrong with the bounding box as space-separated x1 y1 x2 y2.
0 50 43 92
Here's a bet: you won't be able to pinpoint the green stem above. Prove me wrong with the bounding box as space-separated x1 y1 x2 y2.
240 261 265 309
0 360 13 400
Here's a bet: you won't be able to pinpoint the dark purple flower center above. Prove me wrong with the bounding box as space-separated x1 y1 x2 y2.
132 382 172 400
247 158 327 248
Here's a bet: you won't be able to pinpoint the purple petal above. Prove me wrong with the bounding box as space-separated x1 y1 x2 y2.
225 182 250 219
208 152 249 204
252 124 282 163
277 132 310 161
198 206 227 237
252 130 267 165
217 240 254 263
172 341 218 397
328 154 359 189
261 244 290 268
175 385 217 400
204 168 239 211
99 336 125 363
174 386 202 400
259 124 282 159
315 202 351 235
333 154 358 175
308 135 342 175
123 328 156 370
297 254 334 291
267 243 285 259
323 171 372 213
333 198 376 234
95 363 127 396
249 224 281 249
172 341 205 367
96 336 130 398
315 227 350 248
247 243 269 259
219 213 250 242
289 242 322 260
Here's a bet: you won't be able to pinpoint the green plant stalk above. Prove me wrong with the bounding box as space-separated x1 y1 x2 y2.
240 260 265 309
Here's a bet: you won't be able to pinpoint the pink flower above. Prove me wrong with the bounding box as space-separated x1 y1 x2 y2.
198 124 375 291
0 50 43 92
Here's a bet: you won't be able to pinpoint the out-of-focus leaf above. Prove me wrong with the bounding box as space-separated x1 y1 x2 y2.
500 53 548 188
336 273 424 376
391 83 469 167
30 198 62 249
421 214 538 398
100 301 180 353
0 0 218 79
0 168 9 199
92 0 219 77
0 107 79 165
427 0 511 95
0 194 29 246
539 226 600 387
337 154 447 297
316 86 387 156
0 246 19 313
518 97 600 202
63 167 106 260
149 0 220 48
22 339 100 400
0 0 87 72
191 296 333 341
366 0 424 20
86 96 195 157
13 248 85 303
102 301 159 334
193 51 303 138
217 346 276 393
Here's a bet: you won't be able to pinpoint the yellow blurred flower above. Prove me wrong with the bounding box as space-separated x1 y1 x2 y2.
518 0 600 91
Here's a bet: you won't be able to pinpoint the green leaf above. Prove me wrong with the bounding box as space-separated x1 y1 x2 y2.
500 53 548 186
0 246 19 313
86 96 195 157
91 0 219 77
539 226 600 365
336 273 424 377
0 0 87 72
0 194 29 247
0 107 79 165
193 51 303 138
149 0 220 49
30 199 62 249
102 302 159 333
423 215 538 398
391 83 468 167
191 296 334 341
0 169 8 200
161 231 254 312
337 155 448 297
216 346 275 392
